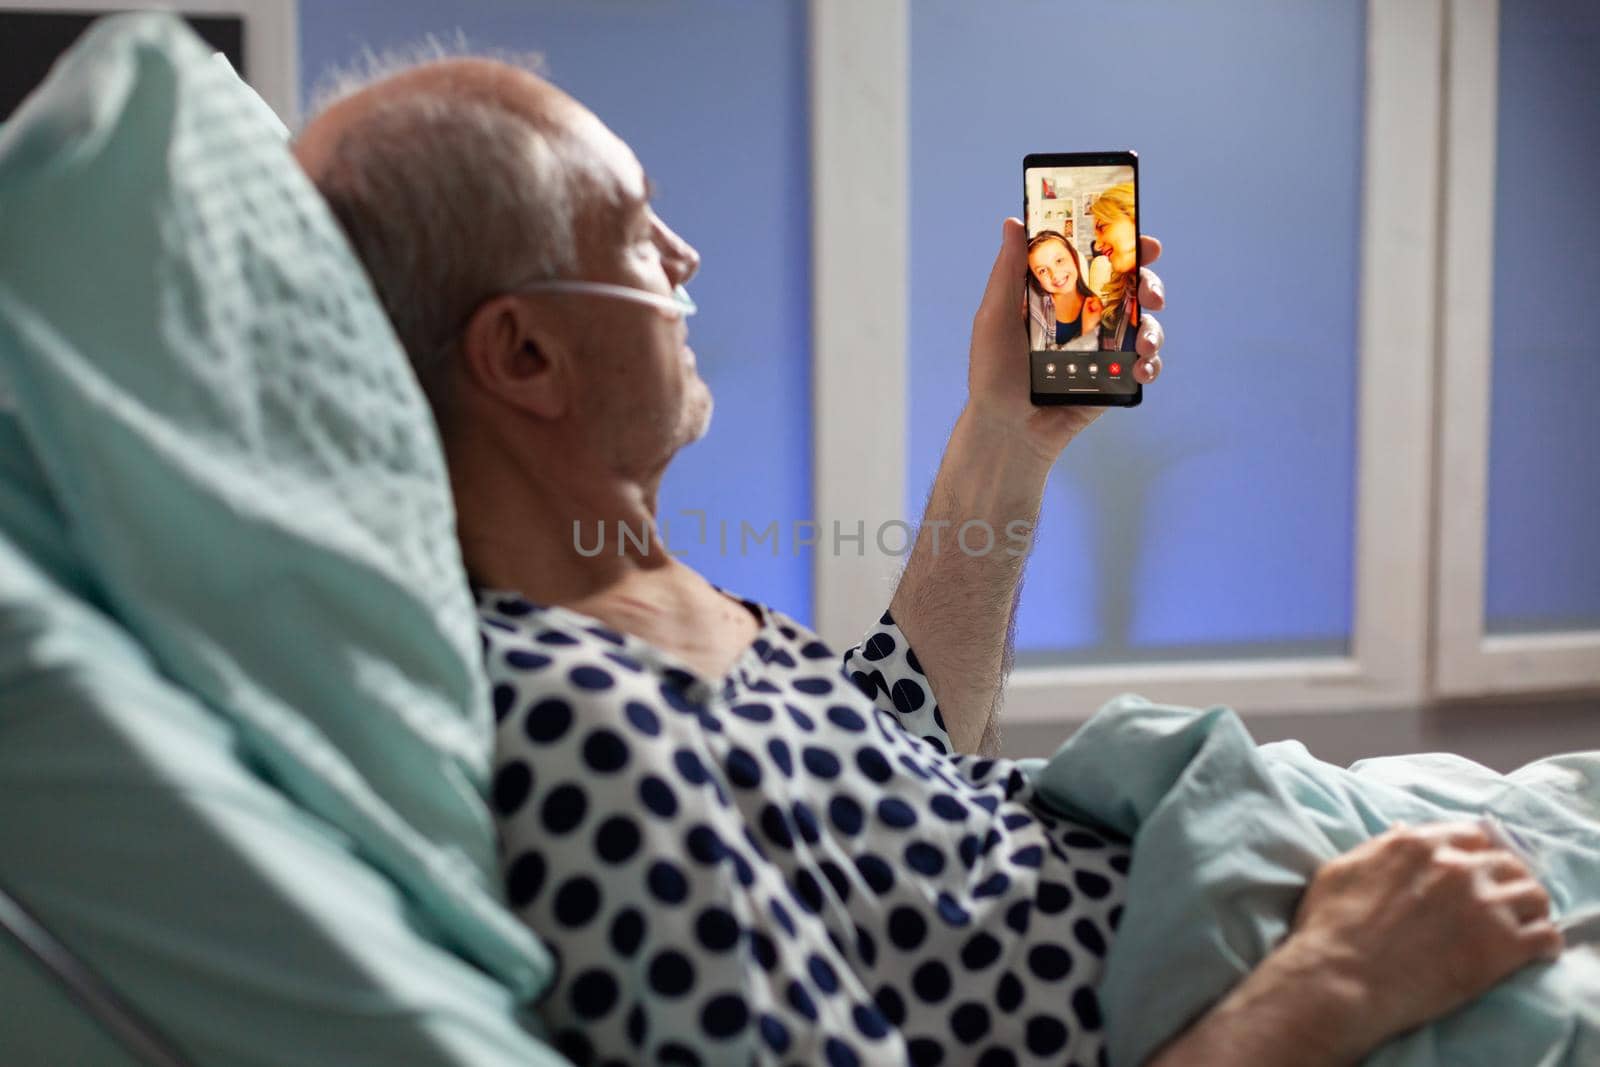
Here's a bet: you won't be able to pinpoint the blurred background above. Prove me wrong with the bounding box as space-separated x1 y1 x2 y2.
4 0 1595 767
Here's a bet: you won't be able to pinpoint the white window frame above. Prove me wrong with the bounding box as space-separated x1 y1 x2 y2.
811 0 1447 719
810 0 909 649
1432 0 1600 697
4 0 299 125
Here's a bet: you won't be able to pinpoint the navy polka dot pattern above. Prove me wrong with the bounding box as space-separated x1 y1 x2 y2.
482 589 1128 1066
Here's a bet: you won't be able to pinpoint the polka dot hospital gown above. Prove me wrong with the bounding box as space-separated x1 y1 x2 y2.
480 587 1131 1067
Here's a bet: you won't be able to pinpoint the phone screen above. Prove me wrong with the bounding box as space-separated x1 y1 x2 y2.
1024 152 1140 406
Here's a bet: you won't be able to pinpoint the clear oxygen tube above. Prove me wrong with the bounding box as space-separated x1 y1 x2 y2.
516 280 697 319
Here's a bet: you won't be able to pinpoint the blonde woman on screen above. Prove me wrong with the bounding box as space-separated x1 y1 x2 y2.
1089 182 1139 351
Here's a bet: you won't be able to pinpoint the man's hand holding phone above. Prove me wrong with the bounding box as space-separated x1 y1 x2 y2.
965 217 1167 465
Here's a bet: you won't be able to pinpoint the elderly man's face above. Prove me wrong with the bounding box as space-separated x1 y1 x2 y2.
551 107 710 472
297 62 709 479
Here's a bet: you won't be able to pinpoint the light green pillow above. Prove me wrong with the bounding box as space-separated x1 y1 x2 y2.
0 534 560 1066
0 11 561 1061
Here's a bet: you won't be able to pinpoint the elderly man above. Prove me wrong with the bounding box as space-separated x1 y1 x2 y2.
293 57 1559 1067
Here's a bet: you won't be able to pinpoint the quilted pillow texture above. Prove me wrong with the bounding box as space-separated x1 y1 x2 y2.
0 12 563 1064
0 533 562 1066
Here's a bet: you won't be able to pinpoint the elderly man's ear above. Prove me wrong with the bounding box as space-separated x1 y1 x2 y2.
459 295 570 419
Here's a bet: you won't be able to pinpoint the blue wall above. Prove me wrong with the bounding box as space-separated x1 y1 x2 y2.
1485 0 1600 634
299 0 815 621
908 0 1364 661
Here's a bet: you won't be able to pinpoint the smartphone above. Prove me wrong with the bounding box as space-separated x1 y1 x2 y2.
1024 151 1141 407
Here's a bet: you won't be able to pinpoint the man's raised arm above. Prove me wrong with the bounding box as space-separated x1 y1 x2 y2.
888 411 1050 755
889 218 1165 754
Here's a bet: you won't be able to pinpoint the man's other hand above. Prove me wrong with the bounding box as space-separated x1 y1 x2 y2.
1288 821 1564 1057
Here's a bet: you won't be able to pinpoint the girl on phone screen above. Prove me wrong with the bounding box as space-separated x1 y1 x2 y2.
1026 230 1102 351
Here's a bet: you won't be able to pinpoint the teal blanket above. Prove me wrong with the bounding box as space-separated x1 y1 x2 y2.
1022 696 1600 1067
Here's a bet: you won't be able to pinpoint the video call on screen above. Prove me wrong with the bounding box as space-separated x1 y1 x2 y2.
1025 163 1137 397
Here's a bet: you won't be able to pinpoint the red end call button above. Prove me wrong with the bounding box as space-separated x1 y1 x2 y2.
1108 362 1122 376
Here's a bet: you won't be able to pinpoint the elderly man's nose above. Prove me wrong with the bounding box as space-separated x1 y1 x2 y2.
668 237 700 285
653 215 699 284
679 242 701 283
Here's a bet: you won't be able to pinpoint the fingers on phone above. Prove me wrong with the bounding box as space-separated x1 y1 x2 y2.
1135 313 1163 359
1139 234 1163 266
1135 355 1161 384
982 218 1026 313
1138 267 1166 311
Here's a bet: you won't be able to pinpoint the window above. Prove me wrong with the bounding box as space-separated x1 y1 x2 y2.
813 1 1540 718
1433 0 1600 696
1 0 296 124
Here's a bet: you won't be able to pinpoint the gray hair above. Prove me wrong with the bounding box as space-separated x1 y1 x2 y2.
304 42 581 411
